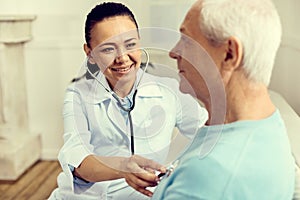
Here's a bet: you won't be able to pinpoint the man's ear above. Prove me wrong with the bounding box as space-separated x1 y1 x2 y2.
83 43 96 64
220 36 243 84
222 36 243 70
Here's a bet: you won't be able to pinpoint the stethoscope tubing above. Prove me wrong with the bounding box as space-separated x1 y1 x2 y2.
85 48 150 155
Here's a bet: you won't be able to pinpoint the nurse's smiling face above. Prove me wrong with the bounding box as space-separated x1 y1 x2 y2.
84 16 141 96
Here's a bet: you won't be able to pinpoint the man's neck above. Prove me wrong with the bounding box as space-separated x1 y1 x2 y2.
224 79 276 124
204 74 276 125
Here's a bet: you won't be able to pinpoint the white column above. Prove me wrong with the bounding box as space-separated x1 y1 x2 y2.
0 15 41 180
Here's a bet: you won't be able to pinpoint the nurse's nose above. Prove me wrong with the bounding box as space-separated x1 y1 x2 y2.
115 53 130 63
115 47 130 63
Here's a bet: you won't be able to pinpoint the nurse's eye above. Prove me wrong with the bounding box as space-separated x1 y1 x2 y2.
126 42 137 49
100 47 115 54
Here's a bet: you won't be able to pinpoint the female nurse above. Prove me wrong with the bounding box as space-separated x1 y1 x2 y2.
49 2 208 200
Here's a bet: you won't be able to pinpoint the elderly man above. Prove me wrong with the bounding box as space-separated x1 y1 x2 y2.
151 0 295 199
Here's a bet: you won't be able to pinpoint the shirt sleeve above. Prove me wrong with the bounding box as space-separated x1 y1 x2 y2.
57 84 95 188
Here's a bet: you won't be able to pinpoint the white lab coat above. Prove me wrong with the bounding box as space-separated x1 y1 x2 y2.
49 69 208 200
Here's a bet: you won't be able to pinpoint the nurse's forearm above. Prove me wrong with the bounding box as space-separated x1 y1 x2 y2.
73 155 126 182
73 154 165 183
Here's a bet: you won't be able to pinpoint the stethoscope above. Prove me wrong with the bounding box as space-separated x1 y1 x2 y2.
85 48 150 155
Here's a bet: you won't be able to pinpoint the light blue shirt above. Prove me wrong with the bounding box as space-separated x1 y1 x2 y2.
49 69 208 200
152 110 295 200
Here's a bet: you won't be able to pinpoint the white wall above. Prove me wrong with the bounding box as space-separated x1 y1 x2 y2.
0 0 98 159
270 0 300 116
0 0 298 160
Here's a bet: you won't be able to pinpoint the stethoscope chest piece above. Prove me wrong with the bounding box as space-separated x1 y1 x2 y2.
158 159 180 181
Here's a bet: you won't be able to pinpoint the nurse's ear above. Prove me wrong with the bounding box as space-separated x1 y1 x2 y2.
84 43 96 64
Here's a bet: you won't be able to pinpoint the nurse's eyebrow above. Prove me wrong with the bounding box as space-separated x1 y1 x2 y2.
99 42 115 47
124 38 138 43
98 38 138 47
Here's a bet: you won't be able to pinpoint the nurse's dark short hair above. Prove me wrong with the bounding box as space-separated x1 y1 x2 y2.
85 2 139 48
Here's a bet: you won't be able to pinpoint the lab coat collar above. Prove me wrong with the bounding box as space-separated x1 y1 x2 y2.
85 69 163 104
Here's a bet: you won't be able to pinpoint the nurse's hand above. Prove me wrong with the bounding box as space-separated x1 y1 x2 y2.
120 155 166 197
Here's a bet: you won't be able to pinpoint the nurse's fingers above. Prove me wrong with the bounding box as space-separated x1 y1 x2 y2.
129 155 166 173
121 161 159 184
125 177 155 197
